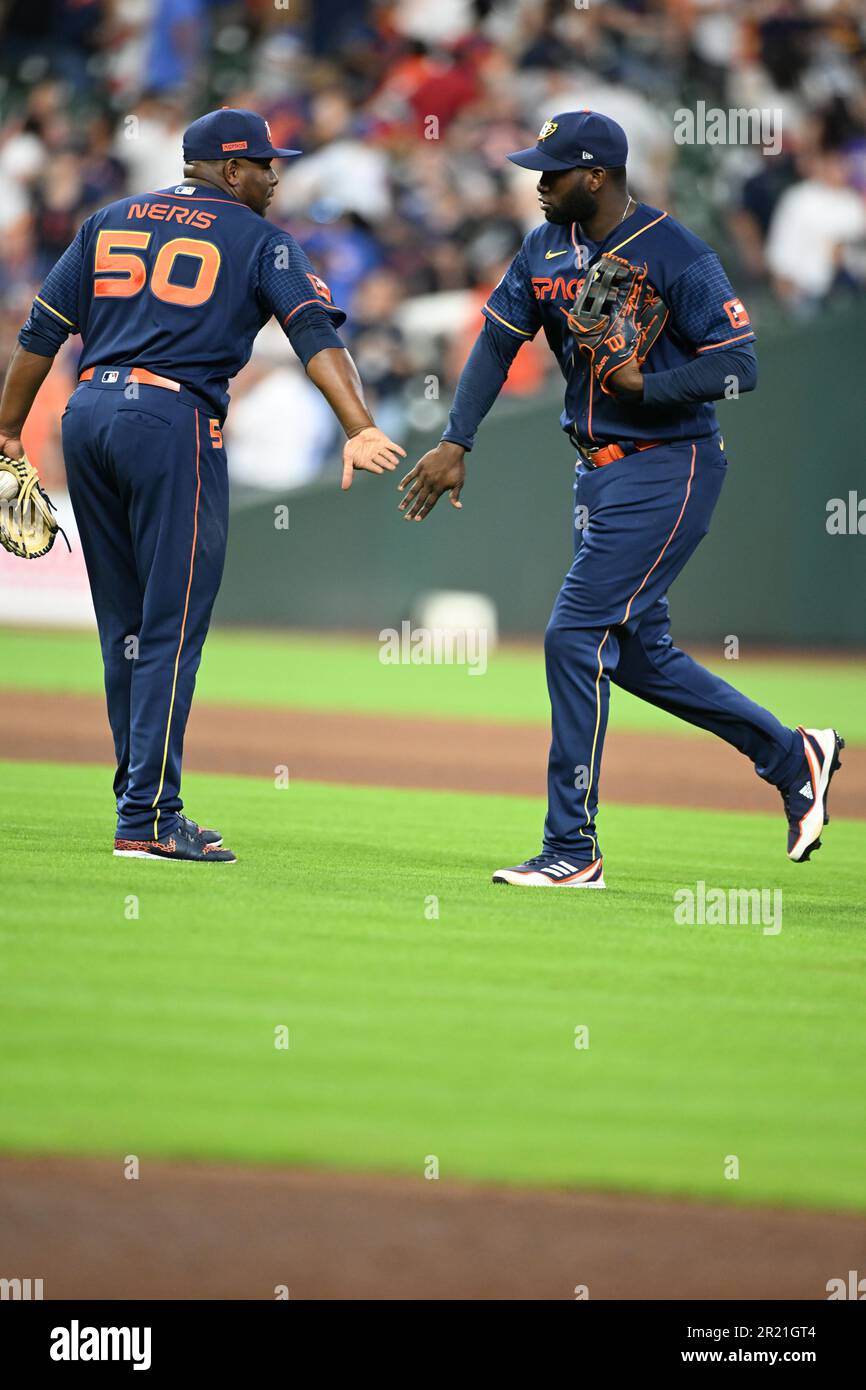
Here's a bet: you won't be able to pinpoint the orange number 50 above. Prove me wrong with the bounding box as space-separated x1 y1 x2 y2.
94 230 221 308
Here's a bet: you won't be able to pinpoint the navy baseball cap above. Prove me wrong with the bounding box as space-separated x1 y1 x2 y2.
507 111 628 172
182 108 301 162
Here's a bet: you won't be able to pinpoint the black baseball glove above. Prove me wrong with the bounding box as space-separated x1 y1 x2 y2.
565 253 669 396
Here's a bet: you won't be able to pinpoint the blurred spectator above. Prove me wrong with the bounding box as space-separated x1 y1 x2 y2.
225 324 337 490
294 214 385 315
110 91 189 192
729 148 799 283
765 148 866 310
31 152 88 277
0 0 864 491
276 89 393 222
343 270 415 438
391 0 476 47
79 111 127 209
146 0 207 94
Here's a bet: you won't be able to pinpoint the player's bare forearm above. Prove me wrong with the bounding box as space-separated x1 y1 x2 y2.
305 346 406 490
398 440 466 521
305 346 375 437
0 345 54 457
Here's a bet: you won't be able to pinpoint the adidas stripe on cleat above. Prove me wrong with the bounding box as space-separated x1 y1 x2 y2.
492 854 605 888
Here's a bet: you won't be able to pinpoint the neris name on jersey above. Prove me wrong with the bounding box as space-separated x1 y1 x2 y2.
125 201 217 229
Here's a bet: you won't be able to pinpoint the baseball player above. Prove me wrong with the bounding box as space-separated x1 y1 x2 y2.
398 111 843 888
0 108 405 864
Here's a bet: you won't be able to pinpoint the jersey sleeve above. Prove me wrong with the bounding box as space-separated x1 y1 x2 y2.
18 224 86 356
666 251 756 355
441 316 524 451
257 232 347 334
481 244 542 341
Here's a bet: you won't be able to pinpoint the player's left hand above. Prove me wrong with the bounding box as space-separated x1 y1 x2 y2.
606 359 644 398
341 426 406 490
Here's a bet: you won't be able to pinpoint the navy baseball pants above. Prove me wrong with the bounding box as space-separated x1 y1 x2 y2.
62 372 228 841
543 434 802 861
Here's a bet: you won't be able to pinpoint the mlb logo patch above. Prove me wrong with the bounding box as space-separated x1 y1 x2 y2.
101 370 120 384
173 185 194 195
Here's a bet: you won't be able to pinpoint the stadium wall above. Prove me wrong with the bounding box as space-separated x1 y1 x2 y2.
216 306 865 646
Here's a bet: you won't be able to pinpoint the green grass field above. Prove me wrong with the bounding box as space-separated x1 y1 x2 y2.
1 758 864 1211
1 626 865 737
1 626 864 1213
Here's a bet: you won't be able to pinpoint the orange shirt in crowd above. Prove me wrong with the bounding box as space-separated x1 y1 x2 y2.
450 286 550 396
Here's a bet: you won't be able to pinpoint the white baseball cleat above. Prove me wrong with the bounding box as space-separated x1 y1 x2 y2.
782 726 845 863
492 854 605 888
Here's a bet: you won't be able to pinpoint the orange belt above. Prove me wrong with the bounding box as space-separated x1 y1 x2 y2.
79 366 181 392
582 439 662 467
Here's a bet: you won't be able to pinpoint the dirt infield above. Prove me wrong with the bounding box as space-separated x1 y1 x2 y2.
2 1154 862 1301
6 691 865 1300
11 689 866 815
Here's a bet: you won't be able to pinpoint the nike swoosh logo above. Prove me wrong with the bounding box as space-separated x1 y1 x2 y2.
545 249 569 260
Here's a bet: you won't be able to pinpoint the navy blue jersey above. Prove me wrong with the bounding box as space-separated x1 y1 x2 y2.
19 182 345 418
484 204 755 444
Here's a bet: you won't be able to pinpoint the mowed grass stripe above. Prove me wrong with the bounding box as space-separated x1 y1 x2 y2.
0 761 863 1209
0 626 864 738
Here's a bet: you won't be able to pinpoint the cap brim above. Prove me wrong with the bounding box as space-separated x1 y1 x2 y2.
269 147 303 159
506 146 578 172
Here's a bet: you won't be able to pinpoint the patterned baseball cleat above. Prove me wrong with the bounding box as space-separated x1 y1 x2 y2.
492 854 605 888
782 727 844 863
179 813 222 847
114 820 236 863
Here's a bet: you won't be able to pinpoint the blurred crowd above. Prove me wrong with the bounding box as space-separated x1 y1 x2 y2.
1 0 865 489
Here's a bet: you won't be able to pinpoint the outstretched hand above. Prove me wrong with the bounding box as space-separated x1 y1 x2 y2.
341 427 406 490
397 442 465 521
